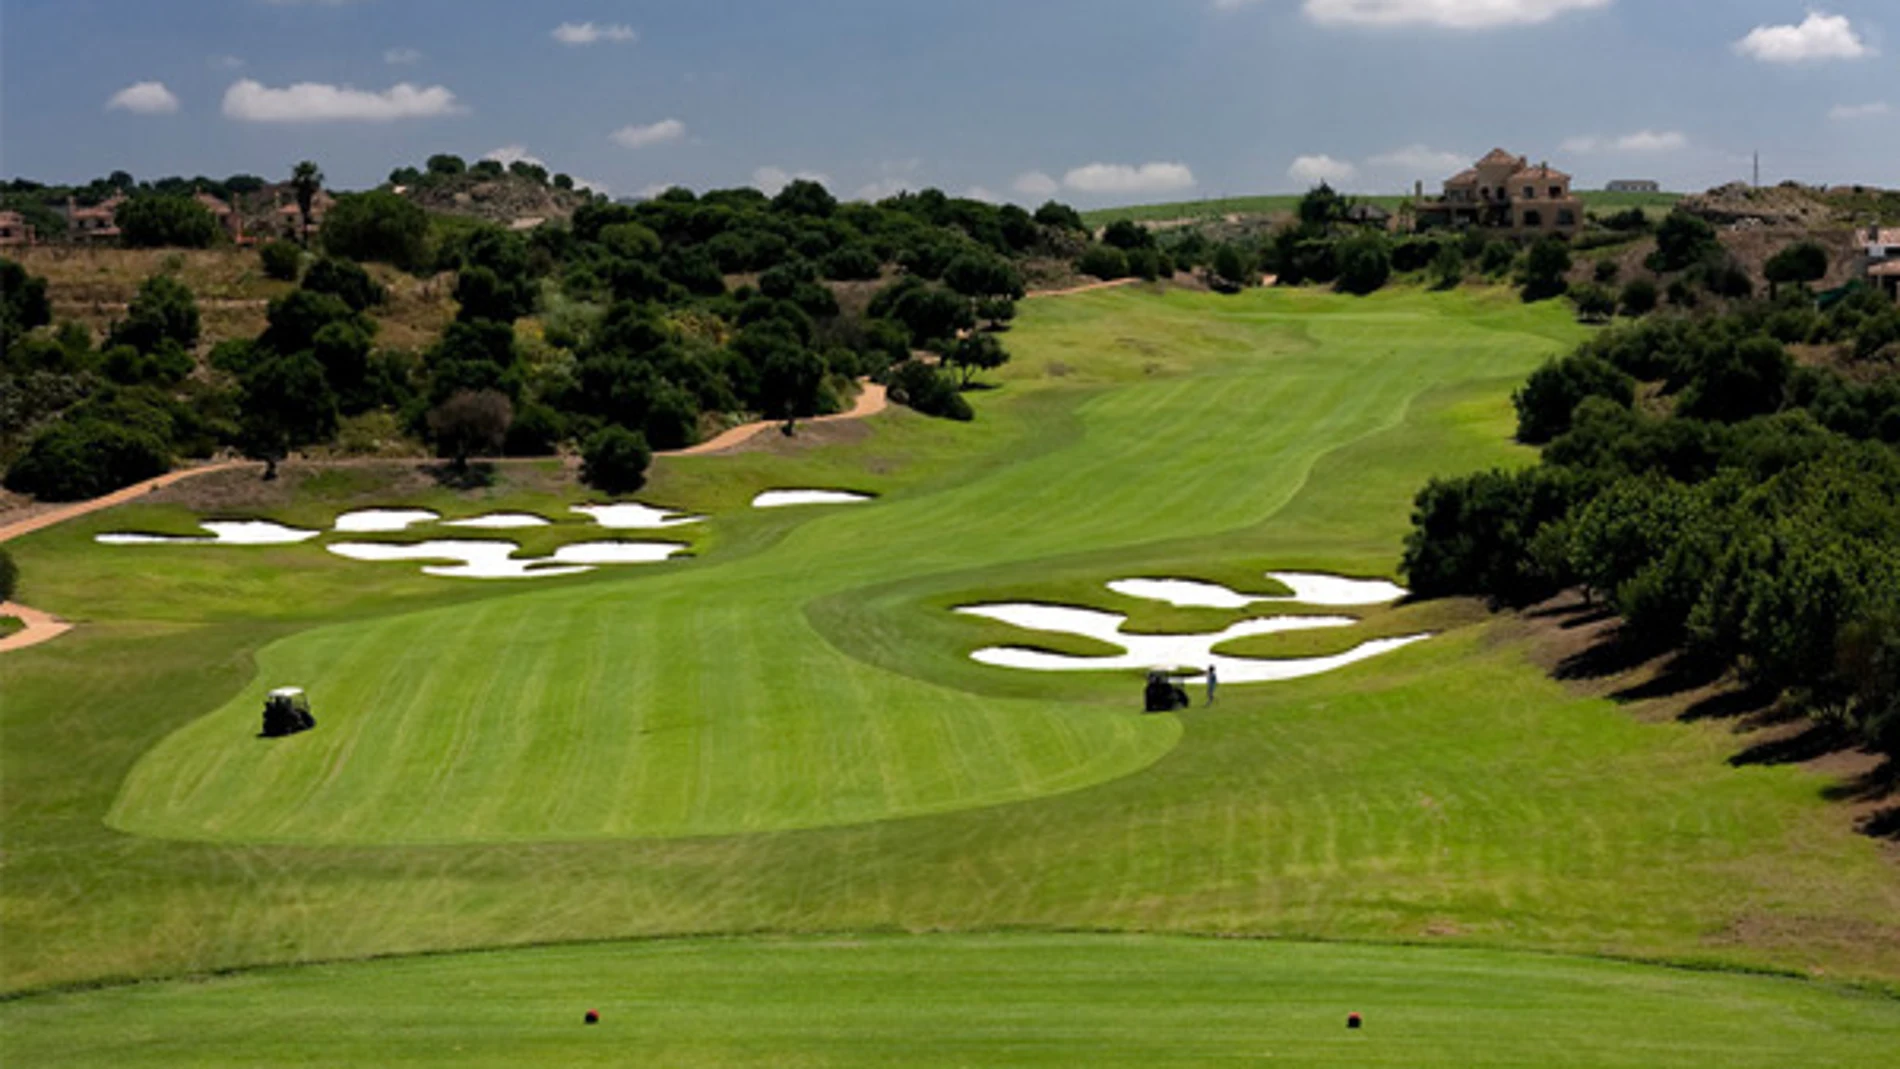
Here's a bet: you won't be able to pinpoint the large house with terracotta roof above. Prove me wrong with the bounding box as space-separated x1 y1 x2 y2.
1416 148 1583 236
1864 225 1900 301
0 210 35 247
63 195 126 242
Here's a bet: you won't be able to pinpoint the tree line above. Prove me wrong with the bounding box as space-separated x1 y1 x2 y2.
1401 286 1900 762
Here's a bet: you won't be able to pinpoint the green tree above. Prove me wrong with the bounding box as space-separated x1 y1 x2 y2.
426 154 467 178
945 332 1010 388
1431 243 1465 290
290 161 324 246
238 352 338 479
1297 183 1350 229
1678 336 1792 423
302 257 386 311
1763 240 1829 296
320 191 428 269
2 419 172 501
259 240 302 282
1076 245 1129 281
116 195 218 248
427 389 514 470
0 257 52 351
1569 282 1618 323
1034 201 1086 232
1210 244 1253 291
758 346 829 421
1619 277 1659 317
0 546 15 602
1519 237 1572 302
108 274 200 354
771 179 837 218
1101 220 1154 251
580 425 652 494
1513 354 1635 444
1647 210 1719 273
1334 233 1392 295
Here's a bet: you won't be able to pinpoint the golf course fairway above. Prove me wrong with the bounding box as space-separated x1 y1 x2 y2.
4 287 1896 1060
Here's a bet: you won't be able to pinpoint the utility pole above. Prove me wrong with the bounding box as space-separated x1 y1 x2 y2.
1753 152 1760 189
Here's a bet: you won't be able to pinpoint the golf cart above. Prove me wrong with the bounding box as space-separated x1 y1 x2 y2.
1144 669 1192 713
262 687 316 738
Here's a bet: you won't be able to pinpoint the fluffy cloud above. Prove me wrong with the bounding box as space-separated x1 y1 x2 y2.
106 81 181 115
1297 0 1611 29
1830 101 1891 121
1288 154 1357 185
753 166 831 195
483 145 544 168
1734 12 1872 63
552 22 637 46
609 118 686 149
222 79 461 122
384 47 423 65
1012 171 1061 198
1062 162 1196 195
1366 145 1468 171
1560 130 1686 154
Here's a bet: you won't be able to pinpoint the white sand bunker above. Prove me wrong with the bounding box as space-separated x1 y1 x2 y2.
571 503 703 529
957 601 1430 684
1108 572 1408 610
445 513 552 530
752 489 874 509
333 509 440 533
97 521 321 547
327 539 686 579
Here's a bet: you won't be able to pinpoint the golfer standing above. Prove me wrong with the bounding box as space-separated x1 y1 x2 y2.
1205 665 1218 706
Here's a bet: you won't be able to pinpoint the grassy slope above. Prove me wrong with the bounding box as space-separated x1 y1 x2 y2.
3 288 1897 1046
9 935 1900 1068
1082 190 1683 226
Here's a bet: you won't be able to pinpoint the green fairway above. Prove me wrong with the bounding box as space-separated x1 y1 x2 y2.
7 935 1898 1068
5 285 1898 1050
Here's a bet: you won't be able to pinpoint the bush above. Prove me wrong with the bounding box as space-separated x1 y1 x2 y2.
1569 282 1617 323
107 274 200 355
259 241 303 282
1594 259 1621 284
1518 238 1572 302
1514 354 1635 444
1619 277 1659 317
820 245 882 282
888 359 972 421
302 258 386 311
0 546 14 602
1333 233 1392 295
3 419 171 501
1211 244 1254 290
504 403 565 456
580 425 652 494
116 196 219 249
1647 211 1719 273
320 191 428 269
1077 244 1129 281
1101 220 1154 251
1764 240 1829 293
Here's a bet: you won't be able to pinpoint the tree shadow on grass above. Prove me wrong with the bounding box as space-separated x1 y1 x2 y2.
424 461 496 491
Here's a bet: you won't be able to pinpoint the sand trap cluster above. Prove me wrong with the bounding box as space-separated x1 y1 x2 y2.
444 513 553 530
333 509 439 533
327 539 686 579
961 571 1428 685
96 521 321 546
570 503 702 529
752 490 874 509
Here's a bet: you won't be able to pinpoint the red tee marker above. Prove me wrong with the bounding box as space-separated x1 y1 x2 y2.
584 1009 600 1025
1347 1013 1363 1030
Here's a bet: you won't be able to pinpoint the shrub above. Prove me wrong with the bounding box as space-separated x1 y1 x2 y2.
1334 233 1392 295
1211 244 1254 290
320 191 428 269
888 359 972 421
1514 354 1635 444
820 245 882 282
0 546 15 602
504 402 565 456
302 257 386 311
259 241 303 282
1594 259 1621 284
3 419 171 501
427 389 514 467
107 274 200 355
1764 240 1829 293
1518 238 1572 302
1619 277 1659 317
1480 241 1516 276
1077 244 1129 281
580 425 652 494
116 196 219 249
1569 282 1618 324
1102 220 1154 251
1647 211 1719 273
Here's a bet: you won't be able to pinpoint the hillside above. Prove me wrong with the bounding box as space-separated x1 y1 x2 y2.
1083 189 1682 227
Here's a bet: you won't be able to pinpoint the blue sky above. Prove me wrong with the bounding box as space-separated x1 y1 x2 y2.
1 0 1893 205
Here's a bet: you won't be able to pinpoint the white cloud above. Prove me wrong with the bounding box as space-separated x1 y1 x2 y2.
610 118 686 149
1561 130 1686 154
753 166 831 195
552 22 637 46
483 145 545 168
106 82 181 115
854 178 913 202
1012 171 1061 198
1735 12 1872 63
1366 145 1468 172
1297 0 1612 30
1830 101 1891 121
963 186 1000 204
1288 154 1357 185
222 79 462 122
1062 162 1196 195
384 47 423 65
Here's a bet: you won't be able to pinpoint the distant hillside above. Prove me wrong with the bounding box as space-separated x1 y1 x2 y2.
399 172 595 228
1083 190 1681 227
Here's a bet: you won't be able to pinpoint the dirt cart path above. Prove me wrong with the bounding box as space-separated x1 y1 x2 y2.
0 601 73 654
674 381 889 456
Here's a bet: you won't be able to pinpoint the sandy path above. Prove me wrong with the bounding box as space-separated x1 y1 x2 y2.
0 461 255 545
1023 278 1139 300
0 601 72 653
673 381 888 456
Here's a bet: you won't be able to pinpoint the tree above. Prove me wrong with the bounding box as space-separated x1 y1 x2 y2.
757 346 828 421
1763 241 1828 296
455 266 535 323
1513 354 1635 444
1334 233 1392 295
1519 237 1572 302
1210 244 1253 291
1678 336 1792 423
0 257 52 351
1620 277 1659 317
427 389 514 469
1101 220 1154 251
0 546 15 603
302 257 386 311
1431 243 1465 290
1077 245 1129 281
116 195 218 248
261 289 366 357
821 245 882 282
237 353 338 479
320 191 428 269
872 280 974 348
1034 201 1086 232
290 161 324 246
580 425 652 494
3 419 172 501
889 359 973 421
946 332 1010 388
426 154 467 178
108 274 200 354
1647 210 1719 273
772 179 837 218
259 240 303 282
1297 183 1350 229
1569 282 1618 324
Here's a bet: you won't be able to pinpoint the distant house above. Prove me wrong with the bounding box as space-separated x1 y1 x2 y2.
63 195 126 242
1415 148 1583 235
1864 226 1900 301
264 185 335 239
1606 180 1661 194
0 210 35 247
1344 202 1392 227
193 192 248 244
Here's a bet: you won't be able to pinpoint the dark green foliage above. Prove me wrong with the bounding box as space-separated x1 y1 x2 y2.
0 258 52 351
116 196 219 249
0 546 14 602
1077 245 1129 281
321 191 428 269
1518 238 1572 302
1402 466 1579 607
871 278 974 348
888 359 972 421
1677 337 1792 423
259 241 303 282
427 389 513 467
107 275 200 355
1101 221 1154 251
1479 241 1517 276
261 289 369 358
1296 183 1349 229
1333 233 1391 296
1601 207 1651 233
504 402 565 455
1764 241 1829 292
302 258 385 312
1593 259 1621 285
3 419 171 500
238 352 338 469
942 254 1025 303
456 266 536 323
1211 245 1253 291
820 245 882 281
945 333 1010 388
1569 282 1617 323
599 223 662 261
1514 355 1635 444
1647 211 1720 273
1033 201 1086 232
427 154 467 177
772 179 837 219
757 346 829 419
580 425 651 494
1431 244 1465 290
1619 277 1658 317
